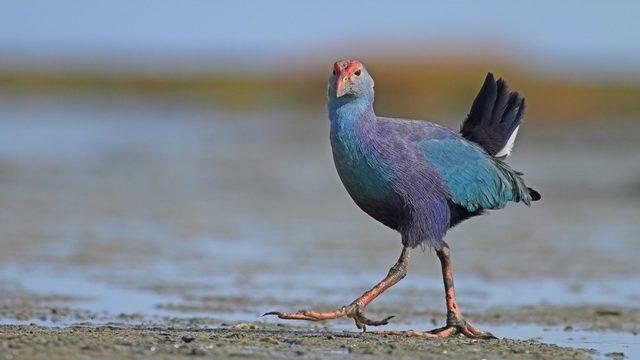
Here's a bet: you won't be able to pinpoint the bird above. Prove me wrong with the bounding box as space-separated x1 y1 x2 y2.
265 59 541 339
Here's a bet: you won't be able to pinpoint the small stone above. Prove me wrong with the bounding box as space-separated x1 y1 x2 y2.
190 348 206 356
182 336 195 343
232 322 258 330
605 352 625 358
595 308 622 316
564 325 573 331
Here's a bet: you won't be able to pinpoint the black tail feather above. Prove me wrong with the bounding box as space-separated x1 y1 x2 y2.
528 187 541 201
491 79 510 125
461 73 526 156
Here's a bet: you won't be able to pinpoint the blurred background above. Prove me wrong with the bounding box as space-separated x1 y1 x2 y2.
1 0 639 331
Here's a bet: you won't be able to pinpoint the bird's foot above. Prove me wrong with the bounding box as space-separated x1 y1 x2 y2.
373 319 496 340
263 303 394 331
345 303 395 330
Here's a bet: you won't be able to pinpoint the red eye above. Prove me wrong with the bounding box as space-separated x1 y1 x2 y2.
354 70 362 76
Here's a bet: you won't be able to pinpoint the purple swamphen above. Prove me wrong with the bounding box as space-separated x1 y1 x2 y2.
265 59 541 339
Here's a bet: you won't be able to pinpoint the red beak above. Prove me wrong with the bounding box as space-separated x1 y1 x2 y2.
336 74 347 98
334 60 361 98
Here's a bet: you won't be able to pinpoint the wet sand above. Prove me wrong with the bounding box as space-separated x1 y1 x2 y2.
0 94 639 358
0 323 596 360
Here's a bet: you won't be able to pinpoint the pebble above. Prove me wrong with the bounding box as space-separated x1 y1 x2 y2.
232 322 259 330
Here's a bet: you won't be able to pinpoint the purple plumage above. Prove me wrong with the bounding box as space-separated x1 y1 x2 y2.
327 60 540 249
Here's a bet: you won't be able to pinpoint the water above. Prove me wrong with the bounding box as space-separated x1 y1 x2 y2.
0 92 639 357
501 325 639 360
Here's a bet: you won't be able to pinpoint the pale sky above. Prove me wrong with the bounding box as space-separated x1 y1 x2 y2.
1 1 639 77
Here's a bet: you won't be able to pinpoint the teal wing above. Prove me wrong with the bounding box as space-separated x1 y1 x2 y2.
419 137 532 212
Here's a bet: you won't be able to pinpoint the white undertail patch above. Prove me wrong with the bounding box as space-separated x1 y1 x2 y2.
495 126 519 158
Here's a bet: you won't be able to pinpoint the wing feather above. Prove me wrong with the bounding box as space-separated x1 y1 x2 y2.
419 137 532 212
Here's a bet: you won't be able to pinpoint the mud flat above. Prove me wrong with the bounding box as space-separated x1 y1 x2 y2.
1 322 595 360
2 289 639 359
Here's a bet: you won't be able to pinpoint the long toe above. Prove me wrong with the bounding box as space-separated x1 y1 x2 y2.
263 308 347 322
430 326 458 338
373 323 496 340
372 330 440 338
350 307 395 330
462 322 497 339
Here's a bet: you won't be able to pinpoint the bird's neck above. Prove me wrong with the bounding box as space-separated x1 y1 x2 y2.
328 93 375 127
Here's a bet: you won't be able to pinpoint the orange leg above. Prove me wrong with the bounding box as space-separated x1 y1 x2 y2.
374 243 496 339
264 246 411 330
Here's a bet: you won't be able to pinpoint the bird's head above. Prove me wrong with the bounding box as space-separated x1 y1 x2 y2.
328 59 374 100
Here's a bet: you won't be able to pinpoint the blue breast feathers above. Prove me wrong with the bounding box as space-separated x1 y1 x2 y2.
331 124 393 201
419 137 530 212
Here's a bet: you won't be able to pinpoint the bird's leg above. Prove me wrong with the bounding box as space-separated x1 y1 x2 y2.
374 243 496 339
430 243 496 338
264 246 411 330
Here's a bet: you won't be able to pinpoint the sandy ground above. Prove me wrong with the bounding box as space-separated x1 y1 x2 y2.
0 323 594 360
